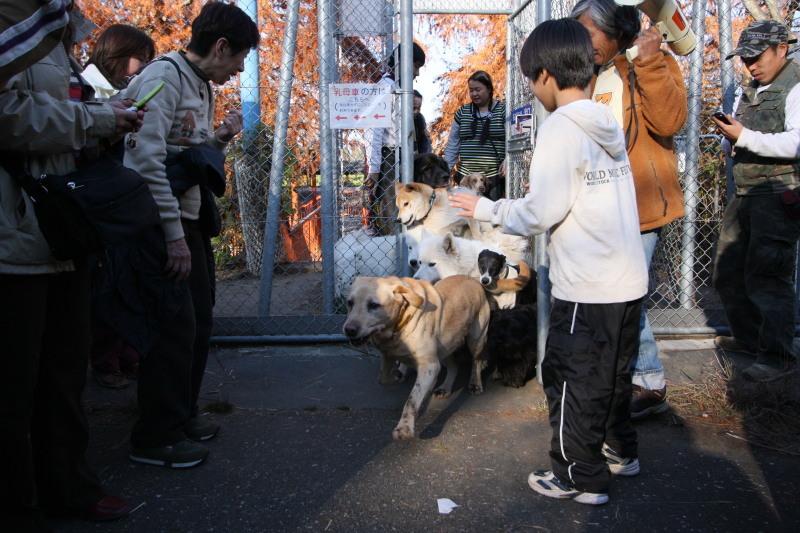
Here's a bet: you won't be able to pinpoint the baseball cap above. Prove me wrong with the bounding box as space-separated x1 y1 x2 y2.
726 20 797 60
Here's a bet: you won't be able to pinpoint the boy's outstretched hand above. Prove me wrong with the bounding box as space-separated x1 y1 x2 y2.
449 192 480 218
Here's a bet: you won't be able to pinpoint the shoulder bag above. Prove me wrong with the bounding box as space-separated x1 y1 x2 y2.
2 153 160 261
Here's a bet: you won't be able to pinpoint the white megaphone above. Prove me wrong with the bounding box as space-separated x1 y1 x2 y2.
615 0 697 61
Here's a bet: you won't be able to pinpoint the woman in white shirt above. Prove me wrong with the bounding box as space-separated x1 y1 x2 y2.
82 23 155 101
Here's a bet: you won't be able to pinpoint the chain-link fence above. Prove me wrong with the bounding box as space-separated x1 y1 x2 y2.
505 0 770 336
76 0 789 339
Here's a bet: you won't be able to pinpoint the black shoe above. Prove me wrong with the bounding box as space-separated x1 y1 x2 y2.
184 417 220 441
130 440 208 468
630 385 668 420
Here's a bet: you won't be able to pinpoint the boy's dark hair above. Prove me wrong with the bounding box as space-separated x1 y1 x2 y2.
388 41 426 68
413 89 423 98
188 1 260 57
520 19 594 90
88 24 155 89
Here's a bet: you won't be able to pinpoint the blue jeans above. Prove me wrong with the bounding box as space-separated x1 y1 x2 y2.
632 229 666 389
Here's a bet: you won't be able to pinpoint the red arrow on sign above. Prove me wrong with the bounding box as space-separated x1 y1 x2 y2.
373 114 385 119
335 115 347 120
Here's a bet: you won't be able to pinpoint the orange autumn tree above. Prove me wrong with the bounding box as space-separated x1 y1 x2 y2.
416 14 507 153
76 0 379 272
77 0 323 170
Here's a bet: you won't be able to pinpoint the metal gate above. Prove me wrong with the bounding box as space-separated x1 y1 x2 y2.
76 0 794 341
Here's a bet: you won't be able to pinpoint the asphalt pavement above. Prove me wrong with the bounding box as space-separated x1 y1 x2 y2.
51 338 800 532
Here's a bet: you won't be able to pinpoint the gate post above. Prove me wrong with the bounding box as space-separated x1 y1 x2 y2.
258 0 302 315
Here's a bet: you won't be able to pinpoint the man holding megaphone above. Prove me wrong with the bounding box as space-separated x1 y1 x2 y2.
571 0 689 428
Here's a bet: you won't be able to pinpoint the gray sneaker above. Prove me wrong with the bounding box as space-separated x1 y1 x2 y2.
714 336 757 356
602 445 640 476
130 440 208 468
527 471 609 505
184 417 220 441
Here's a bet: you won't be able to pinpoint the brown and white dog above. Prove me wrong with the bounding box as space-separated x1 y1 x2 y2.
343 275 491 440
459 172 492 197
395 182 474 238
395 182 528 264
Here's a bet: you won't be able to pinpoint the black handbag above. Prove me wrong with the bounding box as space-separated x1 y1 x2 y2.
2 154 160 261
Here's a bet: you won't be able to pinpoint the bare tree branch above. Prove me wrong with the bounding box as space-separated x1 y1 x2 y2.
764 0 784 21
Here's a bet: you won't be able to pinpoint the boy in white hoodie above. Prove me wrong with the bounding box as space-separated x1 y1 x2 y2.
450 19 647 505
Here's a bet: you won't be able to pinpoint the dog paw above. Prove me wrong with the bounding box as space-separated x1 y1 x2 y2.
391 368 407 383
392 425 415 440
468 383 484 395
433 388 451 399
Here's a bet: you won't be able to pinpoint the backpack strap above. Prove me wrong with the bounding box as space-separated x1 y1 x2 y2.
156 54 214 131
157 55 186 86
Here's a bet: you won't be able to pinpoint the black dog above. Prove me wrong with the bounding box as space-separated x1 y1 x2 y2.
484 304 538 388
413 153 450 188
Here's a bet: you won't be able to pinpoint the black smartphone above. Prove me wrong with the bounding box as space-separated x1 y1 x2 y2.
713 111 732 125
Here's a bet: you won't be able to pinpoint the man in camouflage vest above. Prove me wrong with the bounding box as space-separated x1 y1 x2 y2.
712 20 800 382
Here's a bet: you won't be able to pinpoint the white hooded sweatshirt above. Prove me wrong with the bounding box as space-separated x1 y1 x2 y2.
472 99 647 304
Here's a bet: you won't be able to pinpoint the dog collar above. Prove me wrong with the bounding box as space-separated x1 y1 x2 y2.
420 191 436 221
393 300 412 334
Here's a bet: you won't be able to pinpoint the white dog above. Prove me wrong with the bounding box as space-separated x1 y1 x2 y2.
413 231 503 283
334 229 398 296
404 224 427 272
395 182 528 265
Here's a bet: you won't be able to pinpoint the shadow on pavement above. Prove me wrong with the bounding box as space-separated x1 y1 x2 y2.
48 341 800 532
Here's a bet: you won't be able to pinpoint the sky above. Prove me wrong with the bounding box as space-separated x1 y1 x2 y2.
412 16 474 126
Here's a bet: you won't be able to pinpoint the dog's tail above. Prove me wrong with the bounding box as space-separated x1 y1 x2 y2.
495 260 531 293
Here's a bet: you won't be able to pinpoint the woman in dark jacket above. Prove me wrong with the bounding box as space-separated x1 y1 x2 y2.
0 5 141 528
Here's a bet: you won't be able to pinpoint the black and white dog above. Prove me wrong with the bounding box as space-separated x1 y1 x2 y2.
477 249 527 309
476 250 537 388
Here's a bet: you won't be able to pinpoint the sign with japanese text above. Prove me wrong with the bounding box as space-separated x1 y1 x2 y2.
329 83 392 129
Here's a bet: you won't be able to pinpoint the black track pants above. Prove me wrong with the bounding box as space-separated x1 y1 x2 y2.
541 297 642 494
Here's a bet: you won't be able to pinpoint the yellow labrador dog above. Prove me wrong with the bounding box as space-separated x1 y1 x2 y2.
343 275 491 440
